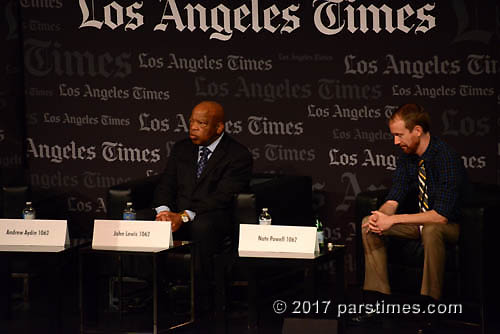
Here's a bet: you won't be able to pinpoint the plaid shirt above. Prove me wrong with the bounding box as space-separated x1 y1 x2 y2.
386 136 467 222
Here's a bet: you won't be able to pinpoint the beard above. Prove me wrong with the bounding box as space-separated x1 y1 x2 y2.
400 139 419 154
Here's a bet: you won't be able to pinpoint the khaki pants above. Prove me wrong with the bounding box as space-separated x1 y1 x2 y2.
362 216 459 300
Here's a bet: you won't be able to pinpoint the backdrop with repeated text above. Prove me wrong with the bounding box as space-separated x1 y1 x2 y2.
0 0 499 281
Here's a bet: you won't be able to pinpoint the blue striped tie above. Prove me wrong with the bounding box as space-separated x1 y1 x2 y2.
196 147 210 178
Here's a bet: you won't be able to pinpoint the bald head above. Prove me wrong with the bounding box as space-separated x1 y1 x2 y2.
189 101 225 146
193 101 225 123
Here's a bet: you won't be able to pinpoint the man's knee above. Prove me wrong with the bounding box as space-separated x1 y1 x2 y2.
421 224 444 246
361 215 385 249
361 216 370 234
190 217 212 234
190 212 232 247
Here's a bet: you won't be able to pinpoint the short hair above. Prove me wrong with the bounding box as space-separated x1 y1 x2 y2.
390 103 430 133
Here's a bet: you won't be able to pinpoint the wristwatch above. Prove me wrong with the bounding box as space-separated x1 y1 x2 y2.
180 211 190 223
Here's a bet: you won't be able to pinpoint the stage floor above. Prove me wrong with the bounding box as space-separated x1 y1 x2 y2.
4 282 486 334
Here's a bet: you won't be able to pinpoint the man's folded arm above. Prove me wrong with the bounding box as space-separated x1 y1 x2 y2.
378 200 398 216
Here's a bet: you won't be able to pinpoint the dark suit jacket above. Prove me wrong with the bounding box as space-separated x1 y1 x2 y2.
153 134 253 217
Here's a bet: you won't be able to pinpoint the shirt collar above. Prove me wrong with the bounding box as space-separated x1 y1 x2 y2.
419 135 436 162
201 132 224 153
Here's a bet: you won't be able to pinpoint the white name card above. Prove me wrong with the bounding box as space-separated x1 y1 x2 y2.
0 219 69 250
92 220 173 252
238 224 317 259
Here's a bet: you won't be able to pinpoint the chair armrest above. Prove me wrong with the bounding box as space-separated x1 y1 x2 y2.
230 193 256 251
233 193 256 226
355 189 388 224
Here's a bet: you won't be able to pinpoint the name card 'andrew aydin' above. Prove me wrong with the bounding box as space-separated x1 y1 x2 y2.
6 229 49 236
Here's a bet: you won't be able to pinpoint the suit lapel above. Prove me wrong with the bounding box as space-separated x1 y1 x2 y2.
195 135 228 184
185 143 198 189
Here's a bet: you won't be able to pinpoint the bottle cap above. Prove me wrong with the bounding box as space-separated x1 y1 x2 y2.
126 202 133 205
26 201 32 205
262 208 268 211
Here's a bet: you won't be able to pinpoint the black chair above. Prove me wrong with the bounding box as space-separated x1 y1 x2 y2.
106 173 313 227
355 182 500 331
2 185 29 219
1 181 72 321
1 185 32 311
104 173 314 316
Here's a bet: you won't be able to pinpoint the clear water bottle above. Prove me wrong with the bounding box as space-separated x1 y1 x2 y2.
258 208 272 225
22 201 36 220
123 202 136 220
315 216 324 250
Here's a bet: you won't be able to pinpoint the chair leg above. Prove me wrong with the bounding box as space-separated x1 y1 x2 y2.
23 276 29 303
11 273 31 310
108 277 119 311
454 244 461 299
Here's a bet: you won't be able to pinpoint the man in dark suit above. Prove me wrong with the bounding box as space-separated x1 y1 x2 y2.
153 101 252 310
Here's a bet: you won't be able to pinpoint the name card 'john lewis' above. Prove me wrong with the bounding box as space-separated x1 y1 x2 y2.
238 224 317 258
0 219 69 249
92 220 173 252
